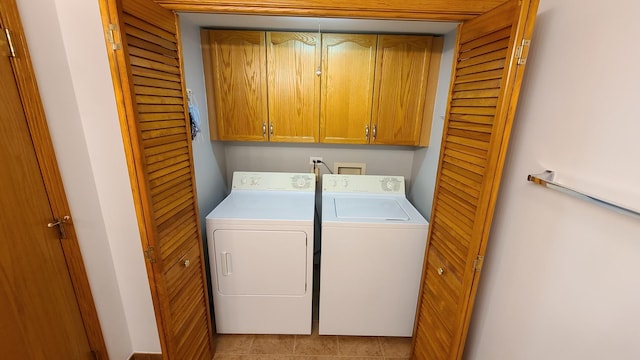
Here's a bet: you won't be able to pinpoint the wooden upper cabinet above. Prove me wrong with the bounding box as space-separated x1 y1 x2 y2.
372 35 436 146
203 30 441 146
266 32 320 143
320 33 377 144
204 30 267 141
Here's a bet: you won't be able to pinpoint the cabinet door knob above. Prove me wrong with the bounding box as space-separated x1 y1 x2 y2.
269 123 274 135
372 124 377 140
365 125 369 138
262 122 266 136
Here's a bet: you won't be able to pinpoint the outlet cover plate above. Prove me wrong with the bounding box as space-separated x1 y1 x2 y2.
309 156 323 165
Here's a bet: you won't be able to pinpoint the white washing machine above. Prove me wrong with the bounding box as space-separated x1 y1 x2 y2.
205 171 315 334
319 174 428 337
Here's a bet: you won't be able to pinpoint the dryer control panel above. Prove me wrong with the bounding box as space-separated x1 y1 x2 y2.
322 174 405 194
232 172 315 192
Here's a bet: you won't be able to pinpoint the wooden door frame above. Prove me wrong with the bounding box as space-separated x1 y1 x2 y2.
0 1 108 359
153 0 506 21
134 0 509 358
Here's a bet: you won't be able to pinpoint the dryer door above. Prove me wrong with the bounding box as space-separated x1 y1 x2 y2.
213 230 307 295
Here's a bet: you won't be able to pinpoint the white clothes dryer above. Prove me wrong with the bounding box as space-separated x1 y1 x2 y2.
206 172 315 334
319 174 428 337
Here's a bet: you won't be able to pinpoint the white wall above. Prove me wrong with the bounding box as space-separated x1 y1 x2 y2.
465 1 640 359
16 0 160 356
408 30 457 219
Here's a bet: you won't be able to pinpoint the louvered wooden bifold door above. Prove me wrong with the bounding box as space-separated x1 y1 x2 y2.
411 0 539 359
100 0 214 358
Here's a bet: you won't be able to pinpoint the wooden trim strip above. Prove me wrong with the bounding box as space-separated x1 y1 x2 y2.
129 353 163 360
0 1 109 358
153 0 506 21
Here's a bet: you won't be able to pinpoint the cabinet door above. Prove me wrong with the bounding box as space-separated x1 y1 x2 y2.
320 34 377 144
100 0 214 358
372 35 434 146
267 32 320 143
206 30 267 141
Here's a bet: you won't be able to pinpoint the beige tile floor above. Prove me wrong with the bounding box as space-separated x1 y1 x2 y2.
213 323 412 360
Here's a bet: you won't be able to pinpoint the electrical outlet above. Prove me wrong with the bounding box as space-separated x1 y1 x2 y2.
309 156 323 165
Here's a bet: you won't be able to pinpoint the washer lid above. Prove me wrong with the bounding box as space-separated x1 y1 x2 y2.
334 197 409 220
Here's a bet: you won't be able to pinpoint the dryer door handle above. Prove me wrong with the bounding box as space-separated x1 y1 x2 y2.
221 252 232 276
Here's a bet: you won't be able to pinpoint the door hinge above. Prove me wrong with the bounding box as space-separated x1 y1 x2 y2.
144 246 156 263
107 23 121 51
515 39 531 65
473 255 484 272
1 28 16 57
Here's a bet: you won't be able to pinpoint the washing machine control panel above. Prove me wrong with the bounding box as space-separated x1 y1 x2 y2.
232 172 315 191
323 174 405 194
